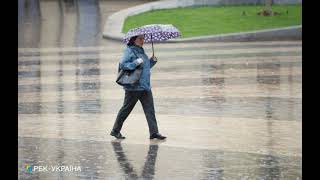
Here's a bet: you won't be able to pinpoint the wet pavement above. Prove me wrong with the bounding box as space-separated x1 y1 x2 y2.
18 0 302 179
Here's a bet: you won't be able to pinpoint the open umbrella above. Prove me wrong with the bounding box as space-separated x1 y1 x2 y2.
123 24 181 57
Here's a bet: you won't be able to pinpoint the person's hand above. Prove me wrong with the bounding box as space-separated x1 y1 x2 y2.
151 56 158 61
135 58 144 65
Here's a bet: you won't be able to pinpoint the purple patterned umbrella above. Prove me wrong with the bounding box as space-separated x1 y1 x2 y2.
123 24 181 56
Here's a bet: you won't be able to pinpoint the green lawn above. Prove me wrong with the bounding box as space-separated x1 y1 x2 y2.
123 5 301 38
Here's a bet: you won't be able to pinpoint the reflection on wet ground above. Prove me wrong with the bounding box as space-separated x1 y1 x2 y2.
18 61 301 78
18 0 156 48
18 96 301 122
18 75 301 93
18 0 301 179
19 136 301 179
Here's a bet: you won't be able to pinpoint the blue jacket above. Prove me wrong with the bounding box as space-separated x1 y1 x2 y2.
119 45 157 91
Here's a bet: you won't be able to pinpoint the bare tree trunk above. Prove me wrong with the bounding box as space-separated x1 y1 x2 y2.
264 0 273 15
258 0 281 16
258 0 273 16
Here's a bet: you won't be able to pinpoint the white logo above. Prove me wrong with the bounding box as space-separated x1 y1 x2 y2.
29 165 81 172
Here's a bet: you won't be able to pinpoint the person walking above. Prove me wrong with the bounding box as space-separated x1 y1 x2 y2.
110 35 166 140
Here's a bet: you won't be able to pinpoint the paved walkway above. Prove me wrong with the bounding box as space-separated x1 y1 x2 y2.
18 0 301 179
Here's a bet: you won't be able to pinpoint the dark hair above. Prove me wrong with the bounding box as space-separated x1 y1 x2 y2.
127 36 138 46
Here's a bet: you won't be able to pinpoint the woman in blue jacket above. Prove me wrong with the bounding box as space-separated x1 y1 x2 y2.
110 35 166 140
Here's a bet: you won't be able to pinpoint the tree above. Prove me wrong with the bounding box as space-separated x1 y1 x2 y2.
264 0 273 15
258 0 280 16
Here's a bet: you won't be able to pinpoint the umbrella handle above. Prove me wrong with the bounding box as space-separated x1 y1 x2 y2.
151 34 154 57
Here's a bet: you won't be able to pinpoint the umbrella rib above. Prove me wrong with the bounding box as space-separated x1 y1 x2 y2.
151 34 154 57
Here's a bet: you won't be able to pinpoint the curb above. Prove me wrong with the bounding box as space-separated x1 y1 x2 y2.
167 26 302 43
102 0 302 43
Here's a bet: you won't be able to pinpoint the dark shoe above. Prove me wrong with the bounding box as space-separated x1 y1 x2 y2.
150 133 166 140
110 131 125 139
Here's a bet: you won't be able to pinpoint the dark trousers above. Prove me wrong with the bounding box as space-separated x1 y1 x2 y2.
112 90 159 135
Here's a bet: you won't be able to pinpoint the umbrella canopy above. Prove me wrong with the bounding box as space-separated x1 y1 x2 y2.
123 24 181 56
123 24 181 44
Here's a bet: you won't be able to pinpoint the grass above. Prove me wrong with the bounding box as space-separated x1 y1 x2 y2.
122 5 302 38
